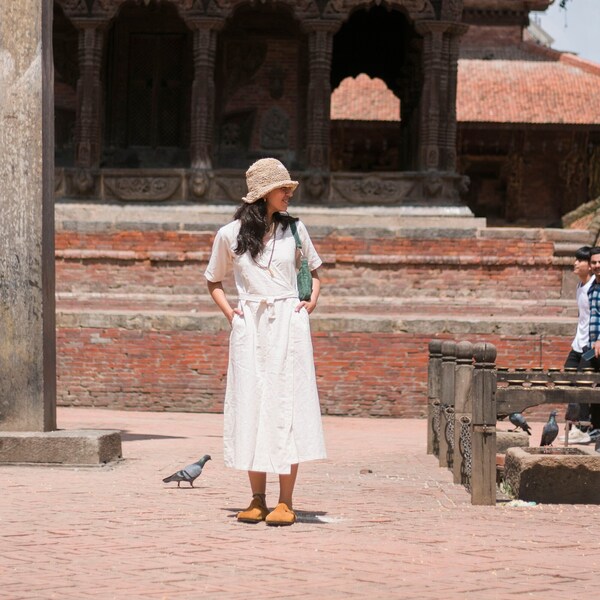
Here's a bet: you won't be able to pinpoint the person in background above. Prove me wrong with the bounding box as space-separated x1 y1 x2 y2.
563 246 594 443
583 247 600 444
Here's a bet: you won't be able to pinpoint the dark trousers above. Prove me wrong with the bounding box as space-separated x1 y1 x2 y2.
564 349 600 429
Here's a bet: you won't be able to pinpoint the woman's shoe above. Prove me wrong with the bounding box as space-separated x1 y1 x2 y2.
237 494 269 523
265 502 296 526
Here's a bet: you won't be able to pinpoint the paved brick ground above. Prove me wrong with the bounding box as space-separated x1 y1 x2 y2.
1 408 599 599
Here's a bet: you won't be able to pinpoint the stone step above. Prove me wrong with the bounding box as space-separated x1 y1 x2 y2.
55 291 578 318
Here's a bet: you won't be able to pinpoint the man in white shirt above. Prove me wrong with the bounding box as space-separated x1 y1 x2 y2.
564 246 594 442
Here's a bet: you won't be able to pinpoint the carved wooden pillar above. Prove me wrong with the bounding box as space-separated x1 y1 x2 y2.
416 19 466 173
416 21 447 171
72 19 106 169
303 20 338 173
441 23 468 171
188 17 224 170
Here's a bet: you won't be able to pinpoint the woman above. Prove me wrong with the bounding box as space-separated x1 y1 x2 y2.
204 158 326 526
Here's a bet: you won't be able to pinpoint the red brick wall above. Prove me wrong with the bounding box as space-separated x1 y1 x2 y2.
55 230 561 299
56 326 573 419
54 227 576 419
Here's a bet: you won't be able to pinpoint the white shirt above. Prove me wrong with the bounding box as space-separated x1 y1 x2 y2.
572 276 594 352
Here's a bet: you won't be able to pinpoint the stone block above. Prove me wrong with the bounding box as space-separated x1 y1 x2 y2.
0 430 122 465
496 430 530 453
504 446 600 504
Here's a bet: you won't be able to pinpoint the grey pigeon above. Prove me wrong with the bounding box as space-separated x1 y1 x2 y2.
540 411 559 446
162 454 211 488
509 412 532 435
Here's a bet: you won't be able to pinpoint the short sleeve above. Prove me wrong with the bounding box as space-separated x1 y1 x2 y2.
204 226 234 282
297 220 322 271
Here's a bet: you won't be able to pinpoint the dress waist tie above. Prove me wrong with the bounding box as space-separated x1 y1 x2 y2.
238 292 298 321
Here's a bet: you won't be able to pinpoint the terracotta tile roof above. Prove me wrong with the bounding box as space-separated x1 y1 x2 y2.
458 50 600 124
331 74 400 121
331 45 600 125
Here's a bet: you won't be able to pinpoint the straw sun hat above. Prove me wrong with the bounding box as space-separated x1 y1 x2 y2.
242 158 299 204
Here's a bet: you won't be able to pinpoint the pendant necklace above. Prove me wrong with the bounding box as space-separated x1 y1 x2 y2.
254 223 277 277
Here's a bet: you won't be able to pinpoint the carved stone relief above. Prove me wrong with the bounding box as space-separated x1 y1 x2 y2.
332 175 412 204
260 107 290 150
215 175 248 202
104 176 181 201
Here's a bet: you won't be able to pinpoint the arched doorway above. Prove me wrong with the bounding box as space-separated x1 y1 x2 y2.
103 1 193 168
331 5 422 171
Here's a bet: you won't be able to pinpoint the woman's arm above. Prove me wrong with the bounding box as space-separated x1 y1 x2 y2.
296 269 321 314
207 280 243 324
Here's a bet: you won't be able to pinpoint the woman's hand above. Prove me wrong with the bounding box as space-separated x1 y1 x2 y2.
295 269 321 314
228 307 244 324
295 300 316 314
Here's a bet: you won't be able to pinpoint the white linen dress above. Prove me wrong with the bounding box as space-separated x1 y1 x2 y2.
204 218 327 474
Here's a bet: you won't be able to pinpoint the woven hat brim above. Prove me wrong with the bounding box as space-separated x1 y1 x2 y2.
242 179 299 204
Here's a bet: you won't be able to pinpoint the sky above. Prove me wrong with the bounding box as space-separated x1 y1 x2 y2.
532 0 600 63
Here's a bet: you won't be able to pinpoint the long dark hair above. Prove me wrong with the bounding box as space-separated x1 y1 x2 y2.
234 201 298 259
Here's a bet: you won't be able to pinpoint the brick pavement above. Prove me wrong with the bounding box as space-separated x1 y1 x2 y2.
1 408 599 599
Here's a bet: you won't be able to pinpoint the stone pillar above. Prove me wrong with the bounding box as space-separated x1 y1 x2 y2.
453 341 473 484
471 342 498 506
303 20 338 174
188 17 224 170
0 0 56 431
438 340 456 469
72 19 106 169
427 340 443 456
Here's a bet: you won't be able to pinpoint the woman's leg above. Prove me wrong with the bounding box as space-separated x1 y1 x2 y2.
237 471 269 522
248 470 267 496
278 463 298 507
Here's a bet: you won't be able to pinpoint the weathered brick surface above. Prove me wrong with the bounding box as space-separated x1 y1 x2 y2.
54 225 582 418
56 326 573 419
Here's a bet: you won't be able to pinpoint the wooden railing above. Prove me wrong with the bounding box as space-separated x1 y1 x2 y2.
427 340 600 505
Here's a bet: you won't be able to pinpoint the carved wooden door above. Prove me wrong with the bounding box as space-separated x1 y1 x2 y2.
127 34 186 148
104 3 192 168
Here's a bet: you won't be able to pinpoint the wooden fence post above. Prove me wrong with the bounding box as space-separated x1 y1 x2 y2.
427 340 443 456
453 341 473 484
471 342 497 505
439 341 456 469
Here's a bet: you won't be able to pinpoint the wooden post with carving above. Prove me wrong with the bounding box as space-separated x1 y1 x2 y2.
471 342 497 505
427 340 443 456
453 341 473 484
439 341 456 469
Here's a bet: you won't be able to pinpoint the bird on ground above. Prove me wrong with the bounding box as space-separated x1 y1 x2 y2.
540 411 559 446
509 412 532 435
162 454 211 488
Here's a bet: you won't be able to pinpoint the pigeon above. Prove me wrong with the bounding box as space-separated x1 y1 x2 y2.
509 412 532 435
162 454 211 488
540 411 559 446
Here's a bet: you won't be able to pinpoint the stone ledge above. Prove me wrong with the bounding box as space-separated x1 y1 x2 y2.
496 430 530 453
504 446 600 504
55 309 576 336
0 430 122 465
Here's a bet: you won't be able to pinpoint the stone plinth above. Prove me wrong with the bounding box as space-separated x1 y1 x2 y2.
505 446 600 504
0 430 122 465
496 430 530 453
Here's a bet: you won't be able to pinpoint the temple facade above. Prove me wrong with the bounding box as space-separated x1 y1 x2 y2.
54 0 473 207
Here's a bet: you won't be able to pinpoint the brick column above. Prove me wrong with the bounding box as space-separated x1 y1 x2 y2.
188 17 224 170
72 19 106 169
303 20 338 172
0 0 56 431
